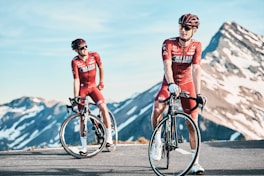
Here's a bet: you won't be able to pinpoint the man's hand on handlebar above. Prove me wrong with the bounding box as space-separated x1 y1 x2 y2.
196 94 207 107
168 83 181 96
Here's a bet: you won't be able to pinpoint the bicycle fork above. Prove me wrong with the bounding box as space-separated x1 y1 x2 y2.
167 115 182 151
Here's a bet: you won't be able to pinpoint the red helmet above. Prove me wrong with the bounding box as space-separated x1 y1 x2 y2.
71 38 86 50
178 13 200 28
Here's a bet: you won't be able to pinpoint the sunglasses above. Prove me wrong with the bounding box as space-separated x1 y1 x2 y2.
179 25 193 31
78 45 87 50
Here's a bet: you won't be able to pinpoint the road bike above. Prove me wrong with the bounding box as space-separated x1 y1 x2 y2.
148 91 206 175
59 96 118 159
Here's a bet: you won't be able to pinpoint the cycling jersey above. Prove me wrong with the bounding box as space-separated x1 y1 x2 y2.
72 52 102 88
155 37 202 118
71 51 105 105
162 37 202 85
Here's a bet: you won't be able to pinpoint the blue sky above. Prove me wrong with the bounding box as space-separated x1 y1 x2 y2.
0 0 263 104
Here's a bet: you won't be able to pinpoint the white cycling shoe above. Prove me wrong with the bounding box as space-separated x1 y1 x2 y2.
106 138 113 147
151 141 163 161
191 163 204 175
79 147 87 155
79 137 88 155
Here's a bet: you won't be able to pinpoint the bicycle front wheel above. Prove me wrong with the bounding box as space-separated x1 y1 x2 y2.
59 113 106 159
148 112 201 176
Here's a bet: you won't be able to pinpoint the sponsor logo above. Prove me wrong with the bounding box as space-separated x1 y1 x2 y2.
80 64 95 72
172 56 193 63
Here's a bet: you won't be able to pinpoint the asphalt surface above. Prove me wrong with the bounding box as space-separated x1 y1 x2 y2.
0 140 263 176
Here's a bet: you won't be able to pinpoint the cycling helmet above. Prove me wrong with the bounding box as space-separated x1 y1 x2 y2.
71 38 86 50
178 13 200 28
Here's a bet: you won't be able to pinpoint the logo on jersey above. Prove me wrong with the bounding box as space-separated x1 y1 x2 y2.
171 44 196 63
80 64 95 72
76 57 96 73
172 56 193 63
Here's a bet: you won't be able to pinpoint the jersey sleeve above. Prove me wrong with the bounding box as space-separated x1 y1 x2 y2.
71 58 79 79
93 52 103 67
192 41 202 64
162 39 172 61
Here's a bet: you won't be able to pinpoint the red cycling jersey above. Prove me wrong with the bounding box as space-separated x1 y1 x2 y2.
162 37 202 85
156 37 202 118
72 52 102 88
71 51 105 105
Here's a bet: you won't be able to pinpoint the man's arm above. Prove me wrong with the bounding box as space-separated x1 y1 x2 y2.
98 65 104 83
97 65 104 90
192 64 201 94
163 59 174 84
73 78 80 97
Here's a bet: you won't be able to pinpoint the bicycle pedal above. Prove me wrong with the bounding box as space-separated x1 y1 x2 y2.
178 135 183 143
106 143 112 148
178 139 183 143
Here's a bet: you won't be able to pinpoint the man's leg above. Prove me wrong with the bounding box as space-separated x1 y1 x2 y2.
186 113 204 174
90 88 112 145
186 117 198 150
151 100 166 129
98 103 112 145
79 115 88 154
150 100 166 161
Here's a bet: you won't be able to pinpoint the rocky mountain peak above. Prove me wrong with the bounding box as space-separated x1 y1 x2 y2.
200 22 264 140
203 22 264 59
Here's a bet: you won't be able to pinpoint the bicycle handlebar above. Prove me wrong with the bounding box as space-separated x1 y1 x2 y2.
66 96 97 113
64 97 83 113
159 91 207 112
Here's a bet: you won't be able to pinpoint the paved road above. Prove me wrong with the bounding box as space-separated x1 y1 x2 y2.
0 140 263 176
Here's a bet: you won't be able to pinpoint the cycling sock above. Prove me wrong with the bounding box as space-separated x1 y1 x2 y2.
192 149 199 164
106 128 112 143
155 131 162 143
80 137 87 149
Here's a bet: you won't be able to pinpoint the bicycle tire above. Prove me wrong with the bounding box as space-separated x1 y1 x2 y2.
59 113 107 159
148 112 201 176
165 118 170 169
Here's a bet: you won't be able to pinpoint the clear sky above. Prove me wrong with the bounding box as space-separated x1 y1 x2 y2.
0 0 263 104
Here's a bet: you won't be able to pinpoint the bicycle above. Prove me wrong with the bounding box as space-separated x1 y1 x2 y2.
148 91 206 176
59 96 118 159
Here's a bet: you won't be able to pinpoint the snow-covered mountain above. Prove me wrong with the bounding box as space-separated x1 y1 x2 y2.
0 97 66 151
0 22 263 151
201 22 264 140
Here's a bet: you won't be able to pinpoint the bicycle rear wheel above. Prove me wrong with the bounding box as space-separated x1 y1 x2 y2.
148 113 201 176
59 113 106 159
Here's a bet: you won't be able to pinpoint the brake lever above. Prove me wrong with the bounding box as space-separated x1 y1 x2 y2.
200 96 207 112
179 91 190 98
66 105 72 114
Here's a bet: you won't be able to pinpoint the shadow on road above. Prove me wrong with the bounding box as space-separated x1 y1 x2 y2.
205 169 264 175
206 140 264 149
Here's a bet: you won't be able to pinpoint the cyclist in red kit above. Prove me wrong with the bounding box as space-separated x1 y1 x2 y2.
71 38 112 154
150 14 206 175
